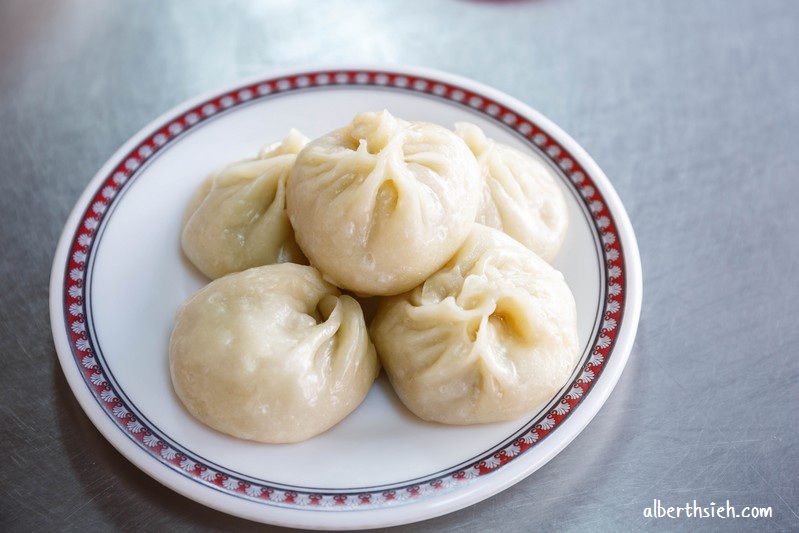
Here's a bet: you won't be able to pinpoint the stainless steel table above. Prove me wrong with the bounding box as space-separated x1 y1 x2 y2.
2 0 797 531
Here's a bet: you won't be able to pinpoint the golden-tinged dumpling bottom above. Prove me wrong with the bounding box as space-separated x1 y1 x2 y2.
181 130 309 280
169 264 379 443
286 110 481 296
455 122 568 263
371 224 579 425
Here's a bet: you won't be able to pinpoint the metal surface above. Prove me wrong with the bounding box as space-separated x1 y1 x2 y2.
1 0 797 531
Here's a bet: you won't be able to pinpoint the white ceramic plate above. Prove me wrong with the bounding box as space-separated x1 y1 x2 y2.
50 66 642 530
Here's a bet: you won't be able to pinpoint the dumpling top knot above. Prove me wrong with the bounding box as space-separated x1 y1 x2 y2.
258 128 309 159
350 110 403 155
454 122 494 156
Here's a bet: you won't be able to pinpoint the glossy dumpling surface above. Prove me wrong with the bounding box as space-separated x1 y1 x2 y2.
371 224 579 425
169 263 379 443
287 110 481 296
181 130 309 279
455 122 568 262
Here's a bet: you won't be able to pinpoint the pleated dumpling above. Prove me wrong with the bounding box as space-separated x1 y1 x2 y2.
370 224 579 425
169 263 380 443
181 130 309 279
286 110 481 296
455 123 568 262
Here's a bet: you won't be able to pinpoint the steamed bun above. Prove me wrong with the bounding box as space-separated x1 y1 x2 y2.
169 263 379 443
455 123 568 262
286 110 481 296
181 130 309 279
370 224 579 425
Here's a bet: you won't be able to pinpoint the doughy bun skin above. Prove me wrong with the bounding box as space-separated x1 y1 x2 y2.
169 264 379 443
371 225 579 425
181 130 309 280
455 123 568 262
286 110 481 296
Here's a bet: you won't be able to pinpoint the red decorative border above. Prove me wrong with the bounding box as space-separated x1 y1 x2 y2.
62 69 625 509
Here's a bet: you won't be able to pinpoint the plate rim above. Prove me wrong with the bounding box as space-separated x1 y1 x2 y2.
50 63 642 529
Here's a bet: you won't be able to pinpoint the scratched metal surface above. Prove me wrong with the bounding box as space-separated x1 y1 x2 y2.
1 0 798 531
